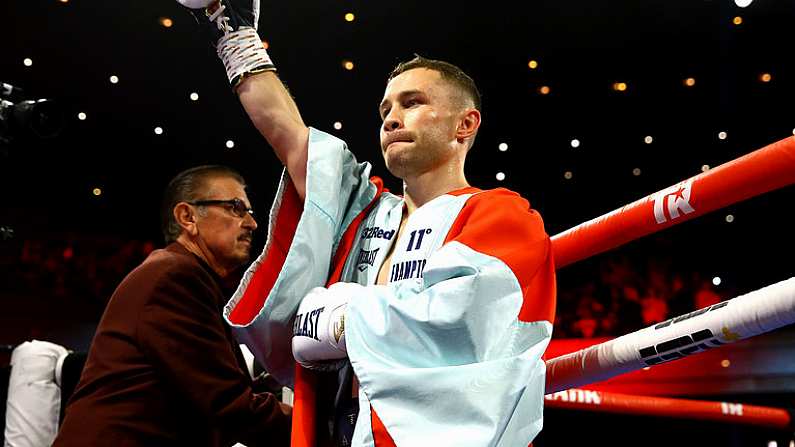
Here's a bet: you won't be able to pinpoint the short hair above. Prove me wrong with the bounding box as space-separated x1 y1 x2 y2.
160 165 245 244
388 55 482 111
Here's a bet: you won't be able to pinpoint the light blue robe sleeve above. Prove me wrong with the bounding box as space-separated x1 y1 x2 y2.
224 127 378 386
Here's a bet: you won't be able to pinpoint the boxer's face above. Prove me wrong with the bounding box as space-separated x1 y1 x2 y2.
378 68 462 180
192 176 257 276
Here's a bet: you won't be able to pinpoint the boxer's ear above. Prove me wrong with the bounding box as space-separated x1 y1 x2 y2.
456 108 481 144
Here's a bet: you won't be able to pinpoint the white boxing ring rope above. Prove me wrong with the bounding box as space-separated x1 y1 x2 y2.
545 277 795 393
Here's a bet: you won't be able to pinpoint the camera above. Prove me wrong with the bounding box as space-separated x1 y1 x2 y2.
0 82 63 145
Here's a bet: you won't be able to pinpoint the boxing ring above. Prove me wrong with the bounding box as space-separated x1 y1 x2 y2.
541 135 795 440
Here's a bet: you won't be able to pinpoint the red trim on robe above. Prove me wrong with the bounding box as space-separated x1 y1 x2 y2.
371 406 397 447
443 188 556 324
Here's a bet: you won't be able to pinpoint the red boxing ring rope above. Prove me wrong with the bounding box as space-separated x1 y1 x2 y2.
550 136 795 269
544 388 793 430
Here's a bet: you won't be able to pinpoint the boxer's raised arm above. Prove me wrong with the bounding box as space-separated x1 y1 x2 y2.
237 73 308 201
178 0 308 200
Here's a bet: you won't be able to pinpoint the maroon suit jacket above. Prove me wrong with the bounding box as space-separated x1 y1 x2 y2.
54 243 289 446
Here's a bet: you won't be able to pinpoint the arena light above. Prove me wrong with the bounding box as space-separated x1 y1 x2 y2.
760 73 772 83
718 131 727 140
496 172 506 181
159 17 173 28
734 0 753 7
644 136 653 144
110 75 119 84
226 140 235 149
154 126 163 135
344 12 355 22
498 142 508 152
539 85 550 95
528 60 538 69
684 77 696 87
190 92 199 101
342 60 354 71
77 112 86 120
92 187 102 196
701 164 711 172
23 58 32 67
333 121 342 130
725 214 734 223
712 276 722 286
632 168 641 176
570 139 580 148
563 171 573 180
733 16 743 25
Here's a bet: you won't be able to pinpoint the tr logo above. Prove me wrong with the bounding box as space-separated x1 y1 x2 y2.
653 180 695 224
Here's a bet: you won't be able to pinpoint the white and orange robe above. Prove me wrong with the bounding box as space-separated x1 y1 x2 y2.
225 128 556 446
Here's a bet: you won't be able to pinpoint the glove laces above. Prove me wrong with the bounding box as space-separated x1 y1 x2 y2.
207 4 232 34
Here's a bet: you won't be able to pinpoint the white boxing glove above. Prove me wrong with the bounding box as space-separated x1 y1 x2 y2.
292 285 352 371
